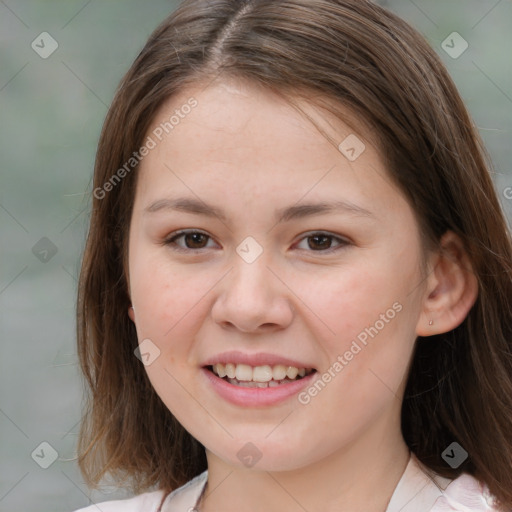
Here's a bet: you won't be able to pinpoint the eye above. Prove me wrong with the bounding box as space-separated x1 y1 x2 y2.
164 230 217 252
294 232 349 253
163 230 350 254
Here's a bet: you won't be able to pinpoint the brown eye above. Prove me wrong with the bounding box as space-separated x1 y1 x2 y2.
308 234 333 250
295 232 349 253
182 232 209 249
164 230 215 252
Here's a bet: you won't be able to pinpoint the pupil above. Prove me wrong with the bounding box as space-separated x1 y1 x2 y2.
186 233 206 248
309 235 330 250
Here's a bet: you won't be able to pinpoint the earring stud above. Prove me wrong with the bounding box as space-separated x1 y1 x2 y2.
428 319 433 326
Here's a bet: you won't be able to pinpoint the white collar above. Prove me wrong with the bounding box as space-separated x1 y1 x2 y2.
161 453 454 511
385 452 452 511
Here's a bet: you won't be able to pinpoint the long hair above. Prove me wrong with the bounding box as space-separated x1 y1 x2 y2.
76 0 512 506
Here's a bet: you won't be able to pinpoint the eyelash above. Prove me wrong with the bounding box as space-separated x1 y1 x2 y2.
163 229 350 254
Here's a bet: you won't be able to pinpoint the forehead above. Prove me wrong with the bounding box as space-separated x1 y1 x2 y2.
134 78 405 219
146 78 371 159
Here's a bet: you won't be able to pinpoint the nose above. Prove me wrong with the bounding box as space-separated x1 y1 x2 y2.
211 254 295 333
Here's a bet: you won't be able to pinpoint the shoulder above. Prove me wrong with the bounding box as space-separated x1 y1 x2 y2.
72 489 167 512
161 470 208 510
72 471 208 512
387 453 503 512
431 472 502 511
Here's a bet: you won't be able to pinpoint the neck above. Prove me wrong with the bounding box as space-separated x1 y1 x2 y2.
199 418 410 512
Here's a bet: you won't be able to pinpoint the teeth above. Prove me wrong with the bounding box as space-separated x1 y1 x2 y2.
286 366 299 379
235 364 253 381
253 365 273 382
215 363 226 378
211 363 312 382
226 377 296 388
272 364 287 380
225 363 236 379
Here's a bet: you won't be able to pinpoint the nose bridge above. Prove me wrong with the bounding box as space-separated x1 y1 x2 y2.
227 245 274 304
211 242 294 332
229 234 273 291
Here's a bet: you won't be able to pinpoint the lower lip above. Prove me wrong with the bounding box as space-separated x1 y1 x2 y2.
201 367 317 407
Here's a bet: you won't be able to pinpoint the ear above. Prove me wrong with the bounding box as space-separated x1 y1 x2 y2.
416 231 478 337
128 306 135 323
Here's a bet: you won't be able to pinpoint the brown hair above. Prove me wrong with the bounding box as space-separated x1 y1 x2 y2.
76 0 512 507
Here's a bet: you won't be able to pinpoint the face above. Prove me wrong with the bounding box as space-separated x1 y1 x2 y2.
127 77 428 472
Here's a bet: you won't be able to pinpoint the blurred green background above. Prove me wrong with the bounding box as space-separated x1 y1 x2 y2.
0 1 511 511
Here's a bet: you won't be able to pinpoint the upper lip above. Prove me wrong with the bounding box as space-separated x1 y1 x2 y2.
202 351 315 369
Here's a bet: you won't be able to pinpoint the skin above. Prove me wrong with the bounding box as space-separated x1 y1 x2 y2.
127 77 477 512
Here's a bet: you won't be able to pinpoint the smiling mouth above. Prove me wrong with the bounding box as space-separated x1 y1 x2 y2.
206 363 317 388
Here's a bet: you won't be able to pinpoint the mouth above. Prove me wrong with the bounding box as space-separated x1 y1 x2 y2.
205 363 317 388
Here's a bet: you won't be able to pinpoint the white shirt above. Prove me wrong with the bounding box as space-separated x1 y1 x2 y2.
73 452 501 511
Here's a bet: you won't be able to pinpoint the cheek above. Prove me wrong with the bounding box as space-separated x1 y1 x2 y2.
130 239 201 318
128 247 210 358
295 268 415 450
307 253 419 384
128 253 211 420
310 261 400 339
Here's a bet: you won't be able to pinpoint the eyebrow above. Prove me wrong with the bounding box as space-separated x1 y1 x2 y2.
144 197 375 223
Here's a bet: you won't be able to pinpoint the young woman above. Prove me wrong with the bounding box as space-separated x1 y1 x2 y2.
73 1 512 510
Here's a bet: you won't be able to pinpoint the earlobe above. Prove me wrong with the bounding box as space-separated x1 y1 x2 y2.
416 231 478 337
128 305 135 323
